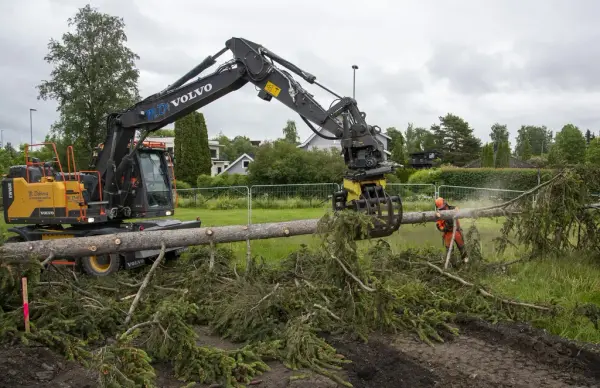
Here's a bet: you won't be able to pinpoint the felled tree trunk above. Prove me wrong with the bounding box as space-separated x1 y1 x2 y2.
0 207 507 260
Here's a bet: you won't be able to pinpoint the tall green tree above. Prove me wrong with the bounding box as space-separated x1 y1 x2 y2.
495 140 511 168
490 123 510 150
282 120 299 144
552 123 586 165
405 123 436 153
422 131 438 151
431 113 481 166
247 140 345 184
585 129 595 145
585 137 600 165
515 125 551 157
174 111 211 184
547 144 563 167
36 4 140 167
481 143 494 167
386 127 407 165
521 136 532 161
213 133 257 161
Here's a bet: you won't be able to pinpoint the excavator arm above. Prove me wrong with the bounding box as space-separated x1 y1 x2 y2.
92 37 402 237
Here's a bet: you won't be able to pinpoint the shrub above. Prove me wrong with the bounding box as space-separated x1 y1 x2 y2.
407 168 442 184
196 173 249 188
174 180 192 190
394 167 417 183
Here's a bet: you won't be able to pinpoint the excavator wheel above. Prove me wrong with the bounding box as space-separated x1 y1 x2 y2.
80 253 121 277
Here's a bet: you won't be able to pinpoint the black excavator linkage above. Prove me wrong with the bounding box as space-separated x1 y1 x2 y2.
92 36 404 239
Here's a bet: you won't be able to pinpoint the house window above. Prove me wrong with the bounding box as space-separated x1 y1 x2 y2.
210 149 217 158
217 167 222 174
243 160 250 168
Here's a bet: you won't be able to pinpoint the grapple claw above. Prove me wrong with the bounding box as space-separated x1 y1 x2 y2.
332 179 403 239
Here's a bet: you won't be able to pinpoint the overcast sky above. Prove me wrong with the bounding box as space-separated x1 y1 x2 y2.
1 0 599 149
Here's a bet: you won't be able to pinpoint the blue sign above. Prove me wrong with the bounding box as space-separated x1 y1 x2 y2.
145 103 170 121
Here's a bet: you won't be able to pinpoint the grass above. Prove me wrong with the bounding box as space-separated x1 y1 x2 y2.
2 204 599 344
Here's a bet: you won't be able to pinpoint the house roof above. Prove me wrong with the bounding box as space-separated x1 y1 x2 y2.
297 127 391 149
221 153 254 174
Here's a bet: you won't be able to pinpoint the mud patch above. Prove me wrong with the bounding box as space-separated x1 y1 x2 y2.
326 333 439 388
0 344 95 387
459 316 600 381
391 318 600 388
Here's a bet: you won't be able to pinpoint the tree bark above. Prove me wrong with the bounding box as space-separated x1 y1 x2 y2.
0 207 508 260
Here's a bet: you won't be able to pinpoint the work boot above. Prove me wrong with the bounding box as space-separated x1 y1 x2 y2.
459 247 469 264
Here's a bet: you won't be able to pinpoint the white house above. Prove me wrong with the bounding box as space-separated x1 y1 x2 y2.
297 128 391 159
220 153 254 175
208 140 231 176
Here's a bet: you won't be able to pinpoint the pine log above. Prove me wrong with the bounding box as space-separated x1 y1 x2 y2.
0 207 507 260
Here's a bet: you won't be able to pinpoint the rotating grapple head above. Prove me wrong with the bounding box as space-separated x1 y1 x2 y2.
332 178 403 239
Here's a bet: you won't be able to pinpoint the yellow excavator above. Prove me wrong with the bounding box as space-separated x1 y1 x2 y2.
2 37 403 276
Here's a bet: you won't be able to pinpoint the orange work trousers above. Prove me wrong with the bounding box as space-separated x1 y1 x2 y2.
442 229 467 257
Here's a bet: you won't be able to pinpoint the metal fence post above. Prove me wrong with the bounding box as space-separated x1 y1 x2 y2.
247 185 252 225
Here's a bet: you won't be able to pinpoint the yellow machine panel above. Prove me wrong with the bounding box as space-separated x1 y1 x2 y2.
3 177 87 224
343 177 387 202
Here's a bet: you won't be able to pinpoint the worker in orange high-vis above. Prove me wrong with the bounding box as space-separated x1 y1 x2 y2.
435 197 469 263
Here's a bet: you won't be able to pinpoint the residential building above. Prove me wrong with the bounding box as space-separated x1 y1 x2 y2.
409 150 442 169
220 153 254 175
209 140 230 176
297 127 392 159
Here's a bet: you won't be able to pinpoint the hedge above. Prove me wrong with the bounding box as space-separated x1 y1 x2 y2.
408 167 557 191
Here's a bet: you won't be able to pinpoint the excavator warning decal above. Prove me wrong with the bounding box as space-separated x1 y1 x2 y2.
264 81 281 97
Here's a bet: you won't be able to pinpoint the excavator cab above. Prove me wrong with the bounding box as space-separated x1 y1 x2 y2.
123 142 176 218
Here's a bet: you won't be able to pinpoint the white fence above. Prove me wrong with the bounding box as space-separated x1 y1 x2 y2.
174 183 527 223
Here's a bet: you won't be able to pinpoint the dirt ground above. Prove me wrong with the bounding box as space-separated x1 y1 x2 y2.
1 319 600 388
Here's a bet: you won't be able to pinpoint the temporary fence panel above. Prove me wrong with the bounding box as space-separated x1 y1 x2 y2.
176 186 251 223
385 183 436 212
250 183 340 210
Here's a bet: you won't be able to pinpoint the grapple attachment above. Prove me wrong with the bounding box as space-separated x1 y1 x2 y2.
332 178 403 239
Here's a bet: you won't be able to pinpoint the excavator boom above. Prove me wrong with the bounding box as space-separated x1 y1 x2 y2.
91 37 402 237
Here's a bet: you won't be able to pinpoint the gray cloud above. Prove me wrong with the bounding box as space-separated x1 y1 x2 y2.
1 0 600 153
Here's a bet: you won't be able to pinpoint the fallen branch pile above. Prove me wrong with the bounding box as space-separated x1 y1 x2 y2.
496 165 600 257
2 167 600 387
0 209 564 387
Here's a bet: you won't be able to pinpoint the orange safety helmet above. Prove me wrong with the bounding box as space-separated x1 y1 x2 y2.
435 197 447 210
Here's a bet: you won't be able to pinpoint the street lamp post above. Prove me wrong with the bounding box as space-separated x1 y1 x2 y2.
29 108 37 145
352 65 358 99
